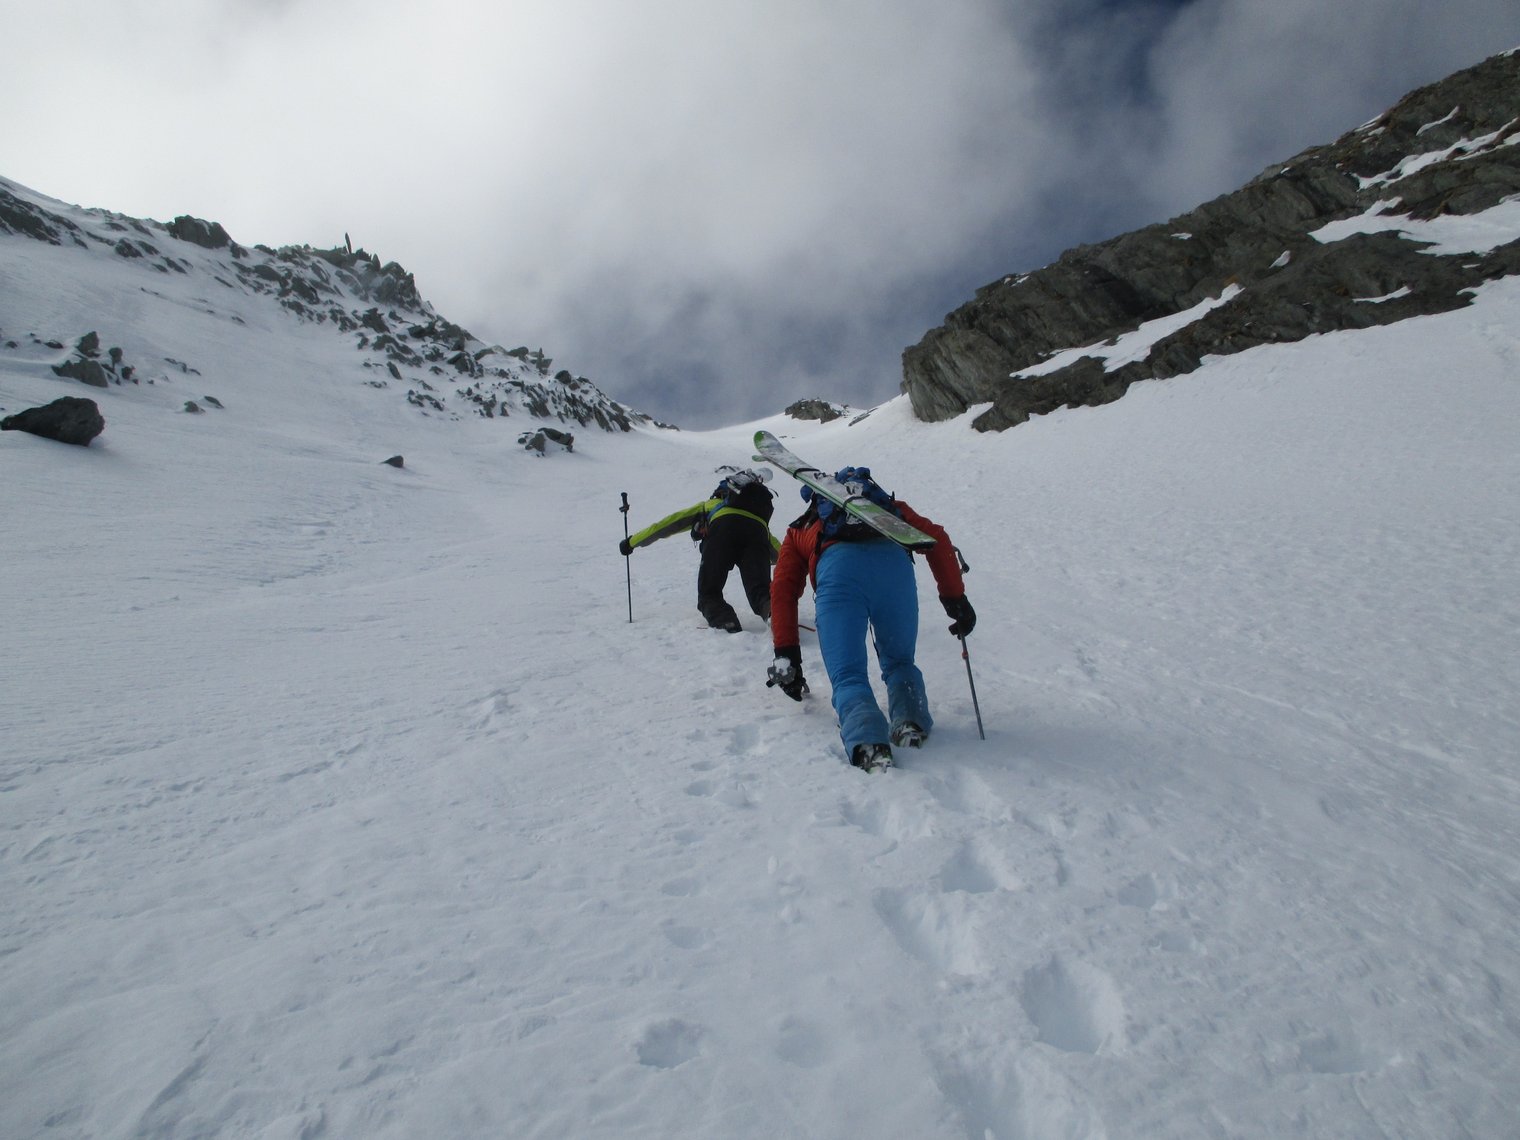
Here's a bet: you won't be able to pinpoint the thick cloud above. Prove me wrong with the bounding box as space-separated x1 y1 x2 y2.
5 1 1517 425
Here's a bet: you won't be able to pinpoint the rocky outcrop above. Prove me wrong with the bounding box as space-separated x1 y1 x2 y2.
518 427 575 455
2 396 105 445
50 332 137 387
785 398 847 423
903 49 1520 431
167 215 236 251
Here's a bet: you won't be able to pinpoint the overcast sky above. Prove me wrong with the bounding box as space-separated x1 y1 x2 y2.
7 1 1518 427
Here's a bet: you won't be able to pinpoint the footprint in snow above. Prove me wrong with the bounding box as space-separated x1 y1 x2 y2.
469 689 513 734
923 767 1014 822
727 723 762 756
774 1016 830 1069
873 887 985 976
937 838 1024 894
933 1046 1106 1140
1116 872 1164 909
1293 1021 1372 1074
839 794 935 843
660 922 710 951
635 1019 704 1069
1019 955 1128 1055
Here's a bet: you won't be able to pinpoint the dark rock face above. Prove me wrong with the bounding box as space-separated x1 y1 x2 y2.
2 396 105 445
785 399 846 423
518 427 575 455
167 215 235 250
903 49 1520 431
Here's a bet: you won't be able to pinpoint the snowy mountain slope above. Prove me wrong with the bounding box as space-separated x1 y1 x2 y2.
5 209 1520 1137
0 175 646 437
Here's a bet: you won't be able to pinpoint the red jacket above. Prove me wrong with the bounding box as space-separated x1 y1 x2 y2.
770 499 966 651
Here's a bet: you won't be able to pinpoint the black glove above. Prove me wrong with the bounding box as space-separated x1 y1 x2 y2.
941 594 976 638
766 645 808 701
619 538 633 557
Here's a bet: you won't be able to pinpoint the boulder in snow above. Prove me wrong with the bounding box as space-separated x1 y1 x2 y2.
2 396 105 445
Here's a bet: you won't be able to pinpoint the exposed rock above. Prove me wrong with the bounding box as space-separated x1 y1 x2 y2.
519 427 575 455
184 401 205 414
50 335 136 387
168 215 235 250
382 455 405 468
0 184 77 245
903 49 1520 431
2 396 105 445
785 399 846 423
51 357 111 387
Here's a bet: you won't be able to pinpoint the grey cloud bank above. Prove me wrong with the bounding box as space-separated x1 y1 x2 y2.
6 0 1518 427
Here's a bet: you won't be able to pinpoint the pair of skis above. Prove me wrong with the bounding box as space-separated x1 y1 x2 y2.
751 430 935 550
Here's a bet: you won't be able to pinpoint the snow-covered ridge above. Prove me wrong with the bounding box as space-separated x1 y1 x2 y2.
0 175 654 438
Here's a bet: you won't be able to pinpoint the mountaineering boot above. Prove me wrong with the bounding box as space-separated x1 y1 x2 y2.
850 742 893 773
891 721 927 748
699 598 743 633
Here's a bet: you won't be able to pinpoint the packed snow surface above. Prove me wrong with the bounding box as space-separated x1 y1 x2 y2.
4 212 1520 1139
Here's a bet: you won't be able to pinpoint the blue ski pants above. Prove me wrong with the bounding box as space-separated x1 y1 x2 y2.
814 538 931 759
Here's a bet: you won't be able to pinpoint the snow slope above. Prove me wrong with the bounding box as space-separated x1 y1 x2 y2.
5 199 1520 1139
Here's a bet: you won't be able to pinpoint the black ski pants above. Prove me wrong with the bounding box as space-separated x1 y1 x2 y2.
696 515 772 631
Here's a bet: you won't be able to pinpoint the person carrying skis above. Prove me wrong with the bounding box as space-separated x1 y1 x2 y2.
619 467 781 632
766 466 975 771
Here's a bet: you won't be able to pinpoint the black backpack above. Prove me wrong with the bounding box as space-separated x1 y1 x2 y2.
691 468 774 541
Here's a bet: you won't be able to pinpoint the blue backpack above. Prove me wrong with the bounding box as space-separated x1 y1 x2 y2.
802 466 900 541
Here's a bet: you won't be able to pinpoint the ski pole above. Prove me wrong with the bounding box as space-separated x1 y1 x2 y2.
620 492 633 623
960 633 985 740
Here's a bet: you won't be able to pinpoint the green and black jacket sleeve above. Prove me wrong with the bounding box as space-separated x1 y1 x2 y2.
626 499 720 550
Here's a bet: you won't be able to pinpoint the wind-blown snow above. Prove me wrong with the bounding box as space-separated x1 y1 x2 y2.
1312 193 1520 254
1014 285 1243 379
4 209 1520 1138
1358 120 1520 188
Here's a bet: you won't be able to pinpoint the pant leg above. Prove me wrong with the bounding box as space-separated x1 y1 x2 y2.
734 532 774 620
870 563 932 736
815 542 893 757
696 522 741 630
